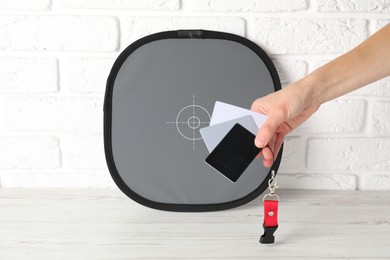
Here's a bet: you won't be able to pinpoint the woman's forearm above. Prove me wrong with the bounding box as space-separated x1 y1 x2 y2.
305 23 390 105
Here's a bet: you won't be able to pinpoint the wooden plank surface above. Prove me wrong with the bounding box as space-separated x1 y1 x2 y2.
1 189 390 259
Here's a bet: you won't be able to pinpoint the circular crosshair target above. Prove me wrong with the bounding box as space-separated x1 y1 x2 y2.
175 104 210 141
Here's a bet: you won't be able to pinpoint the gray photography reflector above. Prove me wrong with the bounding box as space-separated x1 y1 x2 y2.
104 30 283 212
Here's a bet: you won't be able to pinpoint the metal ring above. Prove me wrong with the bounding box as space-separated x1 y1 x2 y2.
263 193 280 202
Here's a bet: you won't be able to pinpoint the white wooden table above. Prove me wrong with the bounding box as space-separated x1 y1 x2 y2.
1 189 390 259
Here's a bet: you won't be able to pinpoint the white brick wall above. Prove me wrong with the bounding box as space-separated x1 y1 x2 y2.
61 135 107 170
122 16 245 47
57 0 180 10
0 0 51 10
273 59 307 86
190 0 308 12
0 136 60 169
0 16 118 51
0 98 102 132
370 101 390 134
0 0 389 189
317 0 390 13
296 99 366 133
60 58 114 94
251 18 368 54
0 58 58 93
307 138 390 170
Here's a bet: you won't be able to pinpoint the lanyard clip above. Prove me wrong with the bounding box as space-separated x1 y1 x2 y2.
263 170 279 201
260 170 279 244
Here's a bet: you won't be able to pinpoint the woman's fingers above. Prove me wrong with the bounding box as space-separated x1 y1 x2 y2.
255 134 276 167
254 112 284 148
273 122 292 156
261 146 274 167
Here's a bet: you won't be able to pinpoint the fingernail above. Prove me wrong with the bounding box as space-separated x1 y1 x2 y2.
255 137 266 148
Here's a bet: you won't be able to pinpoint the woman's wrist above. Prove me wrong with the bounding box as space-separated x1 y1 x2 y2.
287 72 323 108
303 72 325 106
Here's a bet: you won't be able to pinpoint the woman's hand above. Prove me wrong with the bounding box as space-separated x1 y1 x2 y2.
251 81 320 167
250 23 390 168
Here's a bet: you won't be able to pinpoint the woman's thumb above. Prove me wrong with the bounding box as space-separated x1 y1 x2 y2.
254 114 283 148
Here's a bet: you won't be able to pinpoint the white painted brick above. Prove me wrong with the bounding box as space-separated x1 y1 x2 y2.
0 172 115 188
191 0 308 12
58 0 179 9
318 0 390 12
278 137 305 173
61 135 107 170
122 17 245 47
250 18 367 54
0 0 51 10
0 58 58 94
369 101 390 134
0 98 102 133
272 59 307 86
360 175 390 190
309 59 335 72
60 58 114 93
307 138 390 171
0 136 60 169
0 16 118 52
296 99 365 133
278 174 356 190
375 20 389 31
